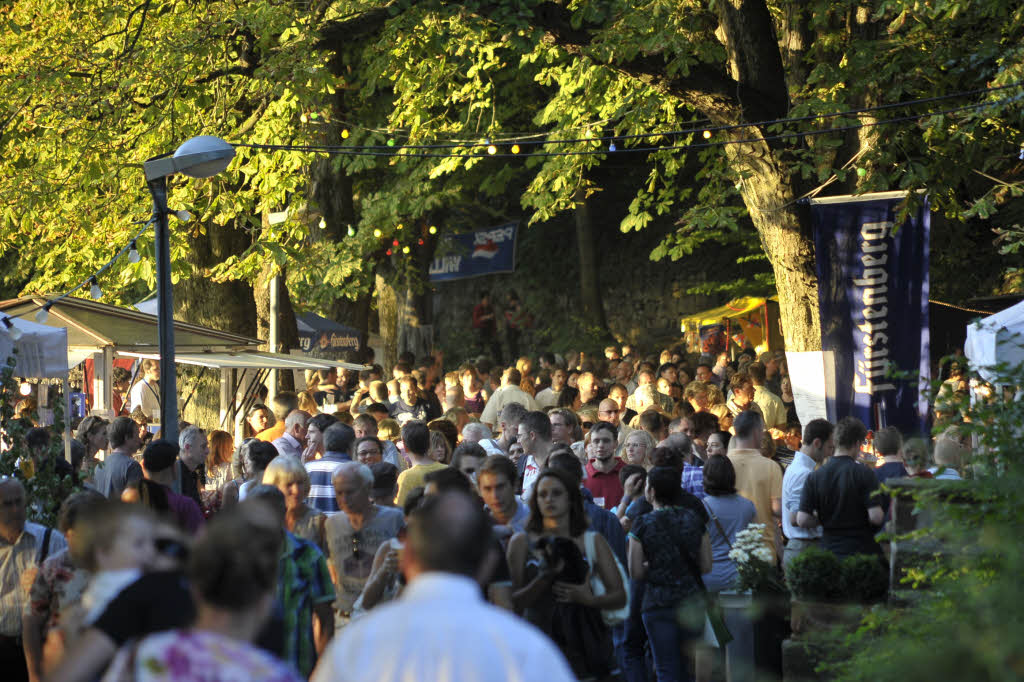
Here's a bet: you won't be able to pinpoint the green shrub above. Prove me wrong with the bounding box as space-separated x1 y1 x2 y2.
840 554 889 604
787 547 844 602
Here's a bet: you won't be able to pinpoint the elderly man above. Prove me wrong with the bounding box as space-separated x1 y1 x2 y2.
460 422 503 455
324 462 403 628
273 410 310 460
175 425 207 506
313 492 575 682
307 423 356 516
0 478 66 681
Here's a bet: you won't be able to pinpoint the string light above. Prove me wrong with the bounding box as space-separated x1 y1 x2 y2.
511 144 520 154
36 304 51 323
1 317 22 341
386 138 395 147
609 142 617 152
392 239 399 247
385 249 392 256
417 238 424 245
341 129 350 139
373 228 382 238
89 276 102 299
300 113 308 124
397 223 403 230
347 225 355 237
129 240 141 263
319 218 327 229
402 246 410 254
428 226 437 235
702 130 712 139
487 143 498 155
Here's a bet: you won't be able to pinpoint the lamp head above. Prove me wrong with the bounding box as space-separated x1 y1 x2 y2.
172 136 235 178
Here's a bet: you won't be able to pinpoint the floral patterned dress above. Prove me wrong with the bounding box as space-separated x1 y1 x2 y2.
101 629 301 682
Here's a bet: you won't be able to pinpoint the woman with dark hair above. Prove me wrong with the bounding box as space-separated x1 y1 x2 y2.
243 404 273 439
507 468 625 680
700 455 757 681
705 431 730 457
556 385 582 411
627 467 711 682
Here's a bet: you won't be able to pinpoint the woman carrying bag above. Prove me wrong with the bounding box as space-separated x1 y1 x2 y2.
627 467 713 682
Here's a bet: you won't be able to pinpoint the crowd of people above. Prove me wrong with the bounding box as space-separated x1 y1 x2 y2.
0 339 976 682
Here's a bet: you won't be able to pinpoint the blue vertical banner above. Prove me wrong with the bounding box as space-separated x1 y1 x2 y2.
428 222 517 282
811 192 930 434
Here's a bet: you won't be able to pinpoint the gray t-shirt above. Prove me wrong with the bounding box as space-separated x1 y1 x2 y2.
702 494 757 593
324 505 404 613
93 451 143 500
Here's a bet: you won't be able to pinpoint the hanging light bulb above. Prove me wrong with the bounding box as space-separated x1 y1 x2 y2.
385 249 392 256
341 129 350 139
373 228 382 238
396 223 403 230
386 138 396 147
319 217 327 230
487 143 497 155
417 238 424 246
702 130 712 139
128 240 141 263
89 276 102 299
35 304 50 323
428 225 437 235
300 113 308 124
511 144 520 154
609 141 617 152
402 246 410 254
392 239 400 247
2 317 22 341
347 225 355 237
19 381 31 396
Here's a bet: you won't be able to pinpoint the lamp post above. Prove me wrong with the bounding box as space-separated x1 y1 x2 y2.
143 136 234 443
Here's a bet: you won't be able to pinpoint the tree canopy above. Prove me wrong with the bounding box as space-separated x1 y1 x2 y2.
1 0 1021 347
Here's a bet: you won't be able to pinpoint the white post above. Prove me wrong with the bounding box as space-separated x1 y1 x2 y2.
268 273 279 403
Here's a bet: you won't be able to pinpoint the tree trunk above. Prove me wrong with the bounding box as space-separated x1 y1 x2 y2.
573 189 612 337
175 220 258 427
255 213 301 392
375 273 399 376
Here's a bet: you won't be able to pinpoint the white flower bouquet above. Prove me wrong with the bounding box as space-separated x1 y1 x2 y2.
728 522 787 594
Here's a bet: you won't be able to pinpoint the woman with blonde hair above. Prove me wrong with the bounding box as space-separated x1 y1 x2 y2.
622 429 656 469
427 430 452 464
262 456 325 549
297 390 320 415
205 430 234 492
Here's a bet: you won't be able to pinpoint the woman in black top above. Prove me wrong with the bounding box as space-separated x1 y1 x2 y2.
628 467 712 682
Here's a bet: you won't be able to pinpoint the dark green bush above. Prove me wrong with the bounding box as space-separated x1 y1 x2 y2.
840 554 889 604
786 547 844 602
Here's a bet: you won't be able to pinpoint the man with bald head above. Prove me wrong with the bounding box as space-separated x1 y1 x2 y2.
598 397 633 452
273 409 310 460
0 478 66 680
324 462 403 628
313 492 575 682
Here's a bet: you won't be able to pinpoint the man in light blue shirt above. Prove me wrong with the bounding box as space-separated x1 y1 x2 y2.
781 418 834 571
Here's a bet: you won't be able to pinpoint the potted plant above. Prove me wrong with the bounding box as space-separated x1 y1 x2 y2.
786 547 887 635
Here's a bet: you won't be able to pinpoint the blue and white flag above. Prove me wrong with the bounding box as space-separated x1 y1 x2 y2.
429 222 517 282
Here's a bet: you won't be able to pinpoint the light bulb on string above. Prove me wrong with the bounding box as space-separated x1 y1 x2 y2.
609 141 617 152
129 240 141 263
486 140 497 155
386 138 396 147
36 304 50 323
397 224 403 230
89 276 102 299
417 238 424 246
402 246 410 254
392 239 400 247
385 249 392 256
19 381 31 396
373 229 383 238
511 144 520 154
702 130 712 139
347 225 355 237
341 129 350 139
300 113 308 123
319 218 327 230
2 317 22 341
428 226 437 235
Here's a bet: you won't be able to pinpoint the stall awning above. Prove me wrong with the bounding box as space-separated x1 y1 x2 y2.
680 297 774 330
118 350 367 371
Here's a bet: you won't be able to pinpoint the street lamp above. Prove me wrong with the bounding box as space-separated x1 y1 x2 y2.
143 135 234 443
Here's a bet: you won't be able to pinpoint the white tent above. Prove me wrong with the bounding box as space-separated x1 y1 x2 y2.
964 299 1024 383
0 317 69 378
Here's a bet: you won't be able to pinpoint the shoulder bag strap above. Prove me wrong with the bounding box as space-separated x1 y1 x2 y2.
702 500 733 550
39 526 53 563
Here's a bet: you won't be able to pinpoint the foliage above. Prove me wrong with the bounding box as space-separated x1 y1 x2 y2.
0 354 76 528
839 554 889 605
824 360 1024 680
786 547 845 602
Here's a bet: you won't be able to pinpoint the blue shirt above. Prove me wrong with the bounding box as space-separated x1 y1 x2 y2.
306 451 351 516
581 487 627 565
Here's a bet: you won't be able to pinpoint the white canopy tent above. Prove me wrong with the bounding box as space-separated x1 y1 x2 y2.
0 316 73 461
964 299 1024 383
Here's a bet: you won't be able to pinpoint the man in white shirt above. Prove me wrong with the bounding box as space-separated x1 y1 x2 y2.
128 359 161 420
518 411 553 503
479 368 537 428
312 491 575 682
781 419 834 571
272 410 310 460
